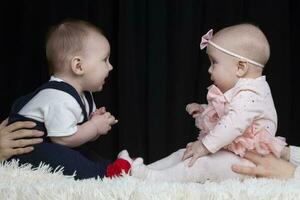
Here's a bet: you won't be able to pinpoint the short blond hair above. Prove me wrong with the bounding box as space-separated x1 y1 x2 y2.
46 19 103 74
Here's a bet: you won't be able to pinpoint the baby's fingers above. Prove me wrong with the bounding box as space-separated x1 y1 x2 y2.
186 142 193 148
108 115 118 125
186 105 194 114
182 149 193 161
188 154 199 167
192 112 201 118
98 107 106 114
104 112 112 118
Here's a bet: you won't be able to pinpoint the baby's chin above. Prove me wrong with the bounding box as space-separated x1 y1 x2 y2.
97 86 103 92
92 85 103 92
212 83 225 92
211 81 218 87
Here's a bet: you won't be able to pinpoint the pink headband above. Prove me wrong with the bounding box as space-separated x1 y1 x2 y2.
200 29 264 68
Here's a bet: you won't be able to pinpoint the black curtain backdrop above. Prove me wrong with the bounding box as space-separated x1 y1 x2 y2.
0 0 299 163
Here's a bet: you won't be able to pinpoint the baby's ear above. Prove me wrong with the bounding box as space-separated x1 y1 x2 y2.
236 61 248 77
71 56 85 75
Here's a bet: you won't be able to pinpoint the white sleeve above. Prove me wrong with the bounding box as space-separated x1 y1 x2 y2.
289 145 300 180
19 89 88 137
44 100 82 137
289 145 300 166
293 166 300 180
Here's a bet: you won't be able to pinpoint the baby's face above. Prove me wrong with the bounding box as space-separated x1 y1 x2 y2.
206 45 239 93
81 32 113 92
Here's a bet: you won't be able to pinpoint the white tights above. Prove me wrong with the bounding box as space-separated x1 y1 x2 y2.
131 149 255 182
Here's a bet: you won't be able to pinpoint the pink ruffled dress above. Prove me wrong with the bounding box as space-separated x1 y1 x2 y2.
196 76 286 158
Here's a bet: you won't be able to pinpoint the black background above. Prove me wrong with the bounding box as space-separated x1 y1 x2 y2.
0 0 299 163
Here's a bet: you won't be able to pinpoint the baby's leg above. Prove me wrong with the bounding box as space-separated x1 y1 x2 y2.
198 150 255 182
131 150 255 182
147 149 185 170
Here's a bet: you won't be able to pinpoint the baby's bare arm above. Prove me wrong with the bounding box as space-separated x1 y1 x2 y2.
50 112 117 148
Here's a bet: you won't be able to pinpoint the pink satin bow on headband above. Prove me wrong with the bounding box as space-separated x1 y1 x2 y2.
200 29 213 50
199 29 264 68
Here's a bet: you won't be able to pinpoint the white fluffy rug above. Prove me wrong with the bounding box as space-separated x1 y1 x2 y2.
1 160 300 200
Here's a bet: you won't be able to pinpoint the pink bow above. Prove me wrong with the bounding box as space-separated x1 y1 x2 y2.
200 29 213 50
207 85 227 117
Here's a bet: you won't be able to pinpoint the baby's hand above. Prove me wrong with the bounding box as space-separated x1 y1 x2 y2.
186 103 204 118
182 140 210 167
90 112 118 135
90 107 106 117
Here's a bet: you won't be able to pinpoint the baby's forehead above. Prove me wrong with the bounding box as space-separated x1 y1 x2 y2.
210 33 259 59
212 32 243 49
207 26 270 66
212 26 266 48
86 32 110 48
205 47 225 61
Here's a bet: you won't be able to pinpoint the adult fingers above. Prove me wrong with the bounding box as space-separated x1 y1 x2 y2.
5 121 36 133
0 118 9 129
11 147 35 156
11 138 43 148
243 152 264 165
10 129 44 140
231 164 263 177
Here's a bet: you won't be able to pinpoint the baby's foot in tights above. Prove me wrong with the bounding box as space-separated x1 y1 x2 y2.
106 150 132 178
118 149 133 165
130 157 151 179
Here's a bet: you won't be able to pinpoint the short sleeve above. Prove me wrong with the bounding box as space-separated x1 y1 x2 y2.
44 101 82 137
290 145 300 166
293 166 300 180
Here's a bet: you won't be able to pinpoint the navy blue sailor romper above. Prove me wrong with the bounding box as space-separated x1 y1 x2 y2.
8 81 111 179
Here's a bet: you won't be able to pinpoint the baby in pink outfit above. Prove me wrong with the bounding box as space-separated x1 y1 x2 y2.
130 23 286 182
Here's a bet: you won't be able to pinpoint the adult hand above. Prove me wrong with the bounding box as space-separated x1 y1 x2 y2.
231 151 296 179
0 119 44 161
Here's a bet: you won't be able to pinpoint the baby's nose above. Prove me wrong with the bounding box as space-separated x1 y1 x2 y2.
109 64 113 71
208 66 212 74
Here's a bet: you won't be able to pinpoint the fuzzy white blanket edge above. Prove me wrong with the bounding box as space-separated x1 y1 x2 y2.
1 160 300 200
